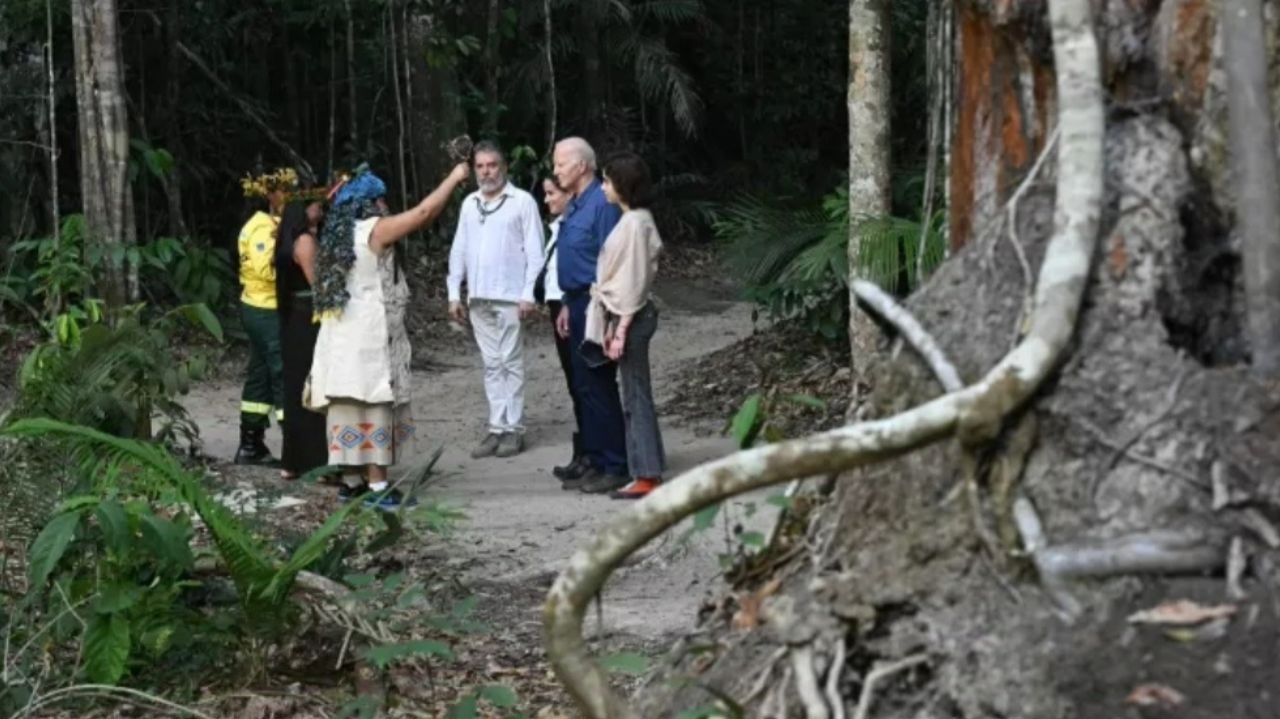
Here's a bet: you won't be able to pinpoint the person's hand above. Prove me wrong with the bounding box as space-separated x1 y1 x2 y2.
449 162 470 185
448 301 468 324
555 306 570 339
605 333 626 361
518 301 536 320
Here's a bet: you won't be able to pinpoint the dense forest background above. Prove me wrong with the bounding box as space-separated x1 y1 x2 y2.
0 0 929 257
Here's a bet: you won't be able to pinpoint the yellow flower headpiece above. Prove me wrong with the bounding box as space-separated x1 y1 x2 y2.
240 167 300 198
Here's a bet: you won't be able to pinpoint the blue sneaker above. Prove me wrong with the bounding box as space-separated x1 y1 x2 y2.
362 488 418 510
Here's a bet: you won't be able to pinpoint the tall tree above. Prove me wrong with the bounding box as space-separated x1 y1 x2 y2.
845 0 891 413
482 0 502 137
1224 0 1280 377
70 0 134 307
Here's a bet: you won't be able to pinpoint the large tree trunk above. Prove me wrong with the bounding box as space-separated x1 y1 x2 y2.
845 0 892 418
70 0 135 308
605 1 1280 717
1223 0 1280 377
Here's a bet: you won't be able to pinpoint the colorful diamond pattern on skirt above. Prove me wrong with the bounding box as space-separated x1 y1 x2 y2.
331 423 385 450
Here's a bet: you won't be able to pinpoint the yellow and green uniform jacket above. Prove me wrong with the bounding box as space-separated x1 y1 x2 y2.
238 211 279 309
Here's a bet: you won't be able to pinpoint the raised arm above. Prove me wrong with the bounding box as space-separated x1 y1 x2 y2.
370 163 470 253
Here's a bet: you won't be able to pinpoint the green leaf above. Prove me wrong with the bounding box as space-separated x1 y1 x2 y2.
28 511 82 590
600 651 649 676
140 514 195 571
478 685 518 708
344 572 376 588
56 495 101 513
765 494 794 510
692 504 720 532
177 303 223 342
95 583 143 614
364 640 454 669
84 613 130 684
729 394 762 449
738 531 765 548
447 696 478 719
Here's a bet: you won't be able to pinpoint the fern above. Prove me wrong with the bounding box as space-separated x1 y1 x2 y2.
0 419 354 618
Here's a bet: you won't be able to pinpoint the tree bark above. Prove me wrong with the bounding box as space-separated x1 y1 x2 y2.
70 0 134 309
544 0 557 155
345 0 359 154
483 0 502 138
1223 0 1280 377
846 0 891 414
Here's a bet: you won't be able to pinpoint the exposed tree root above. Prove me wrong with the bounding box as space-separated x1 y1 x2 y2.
851 653 930 719
852 280 963 393
1012 497 1224 622
543 0 1103 715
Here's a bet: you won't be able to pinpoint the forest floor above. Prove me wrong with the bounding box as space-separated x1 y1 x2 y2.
177 272 800 716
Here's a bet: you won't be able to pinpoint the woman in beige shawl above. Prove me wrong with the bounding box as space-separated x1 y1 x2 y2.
583 152 666 499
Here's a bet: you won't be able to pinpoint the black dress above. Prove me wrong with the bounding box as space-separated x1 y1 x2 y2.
277 253 329 476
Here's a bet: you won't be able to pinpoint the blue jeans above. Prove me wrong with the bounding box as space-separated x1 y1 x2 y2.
565 291 627 475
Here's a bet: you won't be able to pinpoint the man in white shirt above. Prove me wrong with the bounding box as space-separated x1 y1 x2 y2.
447 142 546 458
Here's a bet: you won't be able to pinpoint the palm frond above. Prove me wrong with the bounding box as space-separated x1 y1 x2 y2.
620 35 703 137
713 194 832 285
1 419 276 600
635 0 707 25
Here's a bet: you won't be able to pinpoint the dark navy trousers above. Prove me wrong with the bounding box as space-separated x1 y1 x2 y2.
564 290 628 476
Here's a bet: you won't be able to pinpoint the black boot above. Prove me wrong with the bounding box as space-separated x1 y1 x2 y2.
234 426 278 466
553 433 586 481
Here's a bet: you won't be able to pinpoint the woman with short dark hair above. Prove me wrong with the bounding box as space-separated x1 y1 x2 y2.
581 151 666 499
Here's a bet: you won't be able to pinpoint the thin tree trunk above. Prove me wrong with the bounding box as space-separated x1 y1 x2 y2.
403 2 419 199
345 0 359 153
45 0 61 315
483 0 502 137
846 0 892 414
544 0 557 155
388 0 408 212
1223 0 1280 376
71 0 134 309
577 7 603 137
327 22 337 180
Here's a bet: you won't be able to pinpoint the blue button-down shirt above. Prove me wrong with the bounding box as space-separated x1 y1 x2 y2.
556 179 622 294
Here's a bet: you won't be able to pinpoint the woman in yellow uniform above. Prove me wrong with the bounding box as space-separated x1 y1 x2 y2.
234 168 296 465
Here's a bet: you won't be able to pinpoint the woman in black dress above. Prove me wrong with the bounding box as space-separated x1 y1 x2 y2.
274 200 330 480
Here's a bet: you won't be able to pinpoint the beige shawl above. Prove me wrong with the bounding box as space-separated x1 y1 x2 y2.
585 209 663 346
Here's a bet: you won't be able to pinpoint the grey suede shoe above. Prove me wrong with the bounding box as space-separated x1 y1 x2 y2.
495 432 524 458
470 433 503 459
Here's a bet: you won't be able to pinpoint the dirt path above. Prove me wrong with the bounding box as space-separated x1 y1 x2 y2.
185 278 779 652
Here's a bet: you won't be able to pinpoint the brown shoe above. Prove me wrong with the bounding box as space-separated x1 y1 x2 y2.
580 472 630 495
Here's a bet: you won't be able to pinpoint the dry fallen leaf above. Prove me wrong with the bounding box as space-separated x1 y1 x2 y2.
1125 683 1186 708
731 577 783 630
1127 599 1238 626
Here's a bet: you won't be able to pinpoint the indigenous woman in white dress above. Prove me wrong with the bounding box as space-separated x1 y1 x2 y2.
308 164 469 508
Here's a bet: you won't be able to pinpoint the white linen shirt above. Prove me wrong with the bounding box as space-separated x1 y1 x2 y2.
447 182 545 304
544 217 563 302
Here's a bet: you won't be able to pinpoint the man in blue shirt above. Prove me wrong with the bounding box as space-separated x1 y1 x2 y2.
551 137 628 491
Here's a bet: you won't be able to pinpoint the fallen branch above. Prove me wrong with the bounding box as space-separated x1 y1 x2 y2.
851 653 930 719
542 0 1104 715
852 279 963 393
1013 497 1224 621
1076 417 1207 491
